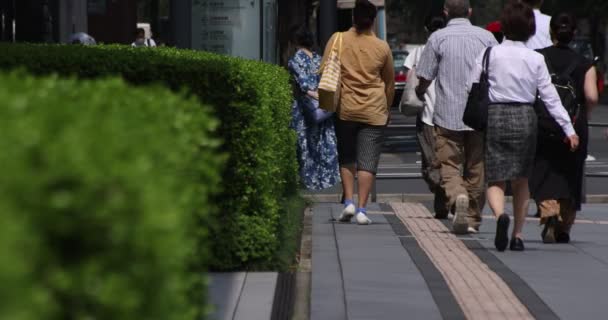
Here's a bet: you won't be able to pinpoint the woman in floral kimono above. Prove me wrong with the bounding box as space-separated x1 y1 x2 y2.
288 27 340 190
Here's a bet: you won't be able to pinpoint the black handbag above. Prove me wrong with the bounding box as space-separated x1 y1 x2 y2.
463 47 493 131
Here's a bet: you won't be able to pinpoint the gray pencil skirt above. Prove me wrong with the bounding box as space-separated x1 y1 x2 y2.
485 103 538 182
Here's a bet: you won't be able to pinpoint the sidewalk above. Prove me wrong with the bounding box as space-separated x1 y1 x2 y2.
311 202 608 320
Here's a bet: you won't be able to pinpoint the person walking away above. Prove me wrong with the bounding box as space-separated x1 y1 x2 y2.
530 13 598 244
69 32 96 45
288 27 341 191
522 0 552 50
468 3 579 252
323 0 395 225
132 28 157 47
416 0 498 234
486 21 504 44
403 15 448 219
523 0 553 218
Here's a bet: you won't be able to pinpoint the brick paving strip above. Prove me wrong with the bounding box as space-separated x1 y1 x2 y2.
391 202 534 320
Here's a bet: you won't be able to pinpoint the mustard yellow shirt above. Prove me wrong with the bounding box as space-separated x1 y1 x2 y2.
322 28 395 126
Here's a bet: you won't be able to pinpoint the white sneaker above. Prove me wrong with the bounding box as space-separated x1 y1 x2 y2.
339 204 356 222
467 226 479 234
453 194 469 235
356 212 372 225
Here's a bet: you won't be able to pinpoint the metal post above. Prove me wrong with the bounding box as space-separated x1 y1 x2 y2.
319 0 336 49
582 162 587 204
169 0 191 48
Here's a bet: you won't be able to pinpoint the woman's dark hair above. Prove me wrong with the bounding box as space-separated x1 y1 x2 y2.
550 13 576 45
353 0 377 32
501 2 535 42
425 15 446 33
294 26 314 49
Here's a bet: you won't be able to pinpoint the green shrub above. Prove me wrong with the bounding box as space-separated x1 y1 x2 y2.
0 44 298 270
0 72 222 319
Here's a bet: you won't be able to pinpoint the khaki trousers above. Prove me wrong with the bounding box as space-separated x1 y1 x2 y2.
435 126 485 227
416 117 448 216
539 199 576 234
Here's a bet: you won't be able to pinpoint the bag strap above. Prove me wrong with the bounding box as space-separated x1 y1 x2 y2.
482 46 492 75
559 58 579 79
319 32 343 72
480 46 492 83
541 51 578 79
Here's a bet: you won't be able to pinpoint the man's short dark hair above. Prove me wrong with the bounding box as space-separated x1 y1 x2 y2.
501 2 535 42
521 0 543 8
444 0 471 19
353 0 377 32
425 15 447 33
135 28 145 37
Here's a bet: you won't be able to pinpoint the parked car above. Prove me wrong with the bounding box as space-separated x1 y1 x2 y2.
392 50 408 108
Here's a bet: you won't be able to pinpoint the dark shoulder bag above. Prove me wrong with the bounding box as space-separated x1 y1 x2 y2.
533 55 581 141
463 47 492 131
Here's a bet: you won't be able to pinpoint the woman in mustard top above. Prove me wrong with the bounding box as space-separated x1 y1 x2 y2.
322 0 395 225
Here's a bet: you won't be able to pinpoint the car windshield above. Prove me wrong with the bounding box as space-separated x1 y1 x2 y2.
393 52 408 69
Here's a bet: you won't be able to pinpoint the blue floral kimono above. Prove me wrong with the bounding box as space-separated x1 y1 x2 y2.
288 50 340 190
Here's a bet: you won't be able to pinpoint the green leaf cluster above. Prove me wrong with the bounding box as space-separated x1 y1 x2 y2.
0 44 298 270
0 72 223 319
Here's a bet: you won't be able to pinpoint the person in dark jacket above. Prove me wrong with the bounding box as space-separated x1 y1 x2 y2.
530 13 599 244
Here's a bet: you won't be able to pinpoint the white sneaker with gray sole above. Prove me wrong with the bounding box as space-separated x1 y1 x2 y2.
453 194 470 235
356 212 372 225
338 204 356 222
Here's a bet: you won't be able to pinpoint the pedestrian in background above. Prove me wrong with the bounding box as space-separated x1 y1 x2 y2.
522 0 552 50
403 15 448 219
486 20 504 44
288 27 340 191
468 3 579 252
69 32 96 45
132 28 157 47
416 0 497 234
530 13 598 244
323 0 395 225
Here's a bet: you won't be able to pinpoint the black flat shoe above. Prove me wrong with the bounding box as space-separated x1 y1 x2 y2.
556 232 570 243
542 216 558 244
495 214 510 252
510 237 525 251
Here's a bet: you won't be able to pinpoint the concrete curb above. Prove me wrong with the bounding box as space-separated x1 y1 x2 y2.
304 193 608 204
291 207 312 320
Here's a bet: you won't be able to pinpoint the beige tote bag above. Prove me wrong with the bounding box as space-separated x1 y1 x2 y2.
318 33 343 112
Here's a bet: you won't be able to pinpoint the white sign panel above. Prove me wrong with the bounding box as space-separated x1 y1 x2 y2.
192 0 260 60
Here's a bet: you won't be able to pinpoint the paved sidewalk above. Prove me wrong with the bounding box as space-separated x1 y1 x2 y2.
311 202 608 320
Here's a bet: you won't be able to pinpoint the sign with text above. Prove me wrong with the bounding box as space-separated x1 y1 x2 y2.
192 0 260 59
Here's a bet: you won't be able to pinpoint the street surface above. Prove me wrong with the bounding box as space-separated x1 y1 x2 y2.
311 201 608 320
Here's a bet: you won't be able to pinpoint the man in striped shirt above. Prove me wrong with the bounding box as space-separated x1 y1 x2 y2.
415 0 497 234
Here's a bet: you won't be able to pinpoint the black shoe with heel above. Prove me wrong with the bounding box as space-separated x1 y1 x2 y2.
510 237 525 251
542 216 558 244
495 214 510 252
556 232 570 243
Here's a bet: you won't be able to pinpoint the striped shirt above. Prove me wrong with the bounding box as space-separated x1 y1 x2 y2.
417 18 497 131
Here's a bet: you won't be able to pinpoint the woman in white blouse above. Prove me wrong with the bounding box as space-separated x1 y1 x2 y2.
467 2 579 252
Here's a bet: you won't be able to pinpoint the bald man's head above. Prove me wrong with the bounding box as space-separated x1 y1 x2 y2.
444 0 471 19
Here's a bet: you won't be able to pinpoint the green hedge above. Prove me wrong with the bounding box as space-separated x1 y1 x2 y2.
0 72 222 319
0 44 298 270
